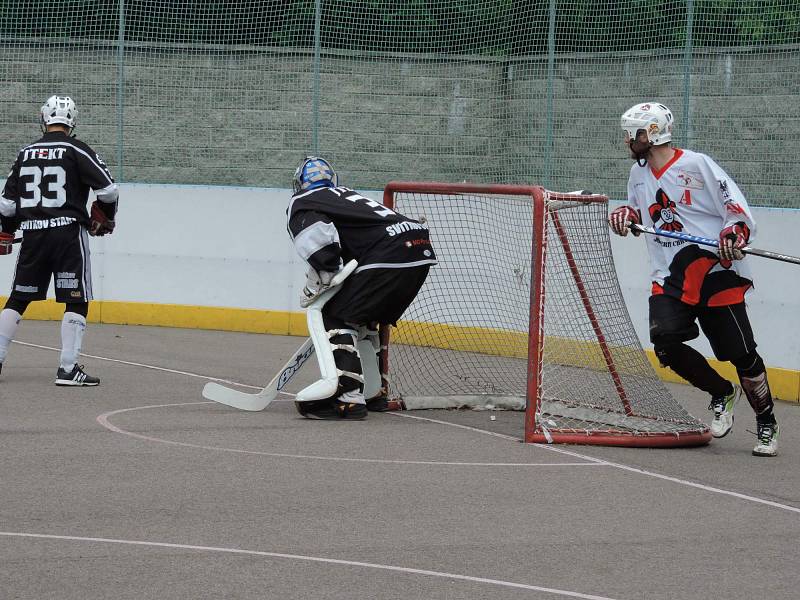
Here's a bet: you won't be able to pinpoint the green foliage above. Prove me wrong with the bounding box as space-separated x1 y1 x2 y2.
0 0 796 52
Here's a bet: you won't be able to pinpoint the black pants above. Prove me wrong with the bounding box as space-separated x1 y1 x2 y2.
10 224 92 303
649 294 756 362
324 265 430 326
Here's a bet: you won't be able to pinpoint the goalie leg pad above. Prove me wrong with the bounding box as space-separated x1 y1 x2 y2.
296 307 339 402
296 311 365 403
358 326 382 400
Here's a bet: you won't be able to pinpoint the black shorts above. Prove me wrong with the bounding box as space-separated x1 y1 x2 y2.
323 265 431 326
10 223 92 303
649 294 756 362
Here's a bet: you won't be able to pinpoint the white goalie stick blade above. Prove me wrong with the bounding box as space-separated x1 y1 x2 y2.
202 337 315 411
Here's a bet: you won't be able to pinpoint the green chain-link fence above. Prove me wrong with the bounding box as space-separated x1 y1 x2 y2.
1 1 798 206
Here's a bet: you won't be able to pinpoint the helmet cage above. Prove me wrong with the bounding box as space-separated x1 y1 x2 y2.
620 102 673 146
293 156 338 193
40 95 77 132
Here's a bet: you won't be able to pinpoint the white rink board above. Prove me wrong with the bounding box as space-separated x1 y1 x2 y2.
0 183 797 371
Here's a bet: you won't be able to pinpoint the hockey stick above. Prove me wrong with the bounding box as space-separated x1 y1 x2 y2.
630 223 800 266
201 260 358 411
202 338 316 411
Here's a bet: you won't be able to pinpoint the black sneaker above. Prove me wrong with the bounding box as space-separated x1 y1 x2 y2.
295 398 367 420
55 364 99 386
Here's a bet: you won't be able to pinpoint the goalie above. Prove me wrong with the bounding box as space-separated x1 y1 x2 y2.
287 156 436 420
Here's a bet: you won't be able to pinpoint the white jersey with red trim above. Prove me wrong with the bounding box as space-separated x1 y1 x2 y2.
626 148 756 306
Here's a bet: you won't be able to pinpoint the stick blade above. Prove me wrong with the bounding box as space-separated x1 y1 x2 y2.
202 381 273 411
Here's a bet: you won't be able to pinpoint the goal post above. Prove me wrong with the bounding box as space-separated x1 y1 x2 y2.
381 181 711 448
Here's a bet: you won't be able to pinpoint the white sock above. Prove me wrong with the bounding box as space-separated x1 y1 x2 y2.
60 312 87 372
0 308 22 363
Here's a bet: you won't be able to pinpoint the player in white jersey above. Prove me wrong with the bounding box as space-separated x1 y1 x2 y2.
0 95 118 386
608 102 778 457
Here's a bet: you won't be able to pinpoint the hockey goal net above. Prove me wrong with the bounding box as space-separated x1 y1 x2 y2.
380 182 711 447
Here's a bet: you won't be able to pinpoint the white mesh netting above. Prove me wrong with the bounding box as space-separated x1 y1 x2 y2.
384 185 710 446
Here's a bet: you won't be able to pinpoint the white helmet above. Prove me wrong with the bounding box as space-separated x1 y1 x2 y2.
620 102 673 146
40 95 77 131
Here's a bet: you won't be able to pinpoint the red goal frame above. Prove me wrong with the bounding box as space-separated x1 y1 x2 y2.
382 181 711 448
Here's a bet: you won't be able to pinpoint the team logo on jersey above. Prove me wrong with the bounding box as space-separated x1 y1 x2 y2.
649 189 684 232
677 170 705 190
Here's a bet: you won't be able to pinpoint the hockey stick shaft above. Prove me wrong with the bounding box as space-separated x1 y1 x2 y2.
201 337 315 411
630 223 800 266
202 260 359 411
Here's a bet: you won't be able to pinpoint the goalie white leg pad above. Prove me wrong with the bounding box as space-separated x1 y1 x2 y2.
296 307 340 402
296 315 364 403
357 326 382 400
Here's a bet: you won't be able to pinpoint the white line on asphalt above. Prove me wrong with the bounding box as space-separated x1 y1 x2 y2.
0 531 621 600
97 402 604 467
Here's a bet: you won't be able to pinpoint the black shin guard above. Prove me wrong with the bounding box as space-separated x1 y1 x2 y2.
324 315 364 398
732 351 775 423
654 342 731 398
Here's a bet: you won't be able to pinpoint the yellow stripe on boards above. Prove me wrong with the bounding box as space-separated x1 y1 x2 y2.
3 296 797 402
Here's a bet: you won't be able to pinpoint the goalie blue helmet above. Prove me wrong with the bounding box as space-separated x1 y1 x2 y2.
293 156 338 194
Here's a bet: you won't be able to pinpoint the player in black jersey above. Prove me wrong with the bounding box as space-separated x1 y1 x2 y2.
0 95 118 386
288 156 436 419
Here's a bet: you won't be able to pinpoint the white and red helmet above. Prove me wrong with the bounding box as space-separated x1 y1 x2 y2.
620 102 674 146
40 95 77 131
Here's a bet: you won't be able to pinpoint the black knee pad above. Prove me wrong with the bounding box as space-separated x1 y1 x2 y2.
66 302 89 318
731 350 763 377
653 343 682 369
4 298 30 315
330 332 362 394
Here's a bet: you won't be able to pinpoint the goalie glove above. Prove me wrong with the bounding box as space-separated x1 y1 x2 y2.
718 222 750 267
300 266 338 308
608 205 641 237
0 232 13 256
89 200 115 236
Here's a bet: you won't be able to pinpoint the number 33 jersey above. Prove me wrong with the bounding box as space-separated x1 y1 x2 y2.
1 131 117 228
626 147 756 306
288 186 437 274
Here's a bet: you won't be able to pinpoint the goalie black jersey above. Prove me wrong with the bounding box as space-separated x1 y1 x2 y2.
1 131 117 229
288 186 437 273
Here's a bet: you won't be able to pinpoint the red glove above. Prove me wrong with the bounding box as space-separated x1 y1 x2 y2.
608 206 641 237
0 232 14 256
89 200 115 236
718 222 750 267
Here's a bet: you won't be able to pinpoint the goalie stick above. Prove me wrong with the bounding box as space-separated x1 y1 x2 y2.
201 260 358 411
630 223 800 266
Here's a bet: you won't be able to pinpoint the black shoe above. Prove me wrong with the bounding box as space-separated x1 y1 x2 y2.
55 364 99 386
295 398 367 420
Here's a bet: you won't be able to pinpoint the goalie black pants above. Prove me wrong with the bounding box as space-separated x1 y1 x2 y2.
323 265 431 326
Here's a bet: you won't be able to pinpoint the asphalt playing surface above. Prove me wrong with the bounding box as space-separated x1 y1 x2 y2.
1 321 798 599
